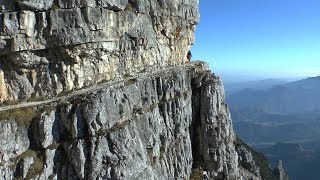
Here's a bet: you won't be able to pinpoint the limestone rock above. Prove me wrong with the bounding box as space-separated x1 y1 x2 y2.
190 65 242 179
20 156 34 179
0 62 266 179
0 121 29 162
236 145 260 177
38 110 61 148
274 160 289 180
98 0 128 11
0 0 199 102
17 0 54 10
0 121 30 179
44 148 59 178
58 0 96 8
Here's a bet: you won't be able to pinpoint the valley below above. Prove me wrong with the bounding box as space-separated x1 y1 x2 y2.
225 77 320 180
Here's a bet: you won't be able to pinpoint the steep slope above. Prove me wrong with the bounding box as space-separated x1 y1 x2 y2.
0 1 278 180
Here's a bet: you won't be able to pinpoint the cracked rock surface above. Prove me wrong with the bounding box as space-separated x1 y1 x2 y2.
0 62 262 179
0 0 199 101
0 0 274 179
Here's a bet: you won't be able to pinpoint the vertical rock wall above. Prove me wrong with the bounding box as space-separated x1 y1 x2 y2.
191 66 240 179
0 0 199 101
0 62 263 179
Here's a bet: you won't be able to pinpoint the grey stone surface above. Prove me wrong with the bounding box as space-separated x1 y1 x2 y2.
274 160 289 180
21 156 34 179
0 0 17 11
191 66 241 179
38 111 61 148
44 148 59 178
17 0 54 10
0 121 29 162
0 0 199 102
98 0 128 10
0 121 30 179
236 145 260 177
0 62 264 179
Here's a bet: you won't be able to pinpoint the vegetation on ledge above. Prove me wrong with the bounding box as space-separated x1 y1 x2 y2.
0 107 39 127
235 136 277 180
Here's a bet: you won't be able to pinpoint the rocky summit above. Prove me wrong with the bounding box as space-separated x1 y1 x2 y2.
0 0 283 180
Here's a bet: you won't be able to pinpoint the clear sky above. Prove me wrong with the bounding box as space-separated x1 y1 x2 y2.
192 0 320 81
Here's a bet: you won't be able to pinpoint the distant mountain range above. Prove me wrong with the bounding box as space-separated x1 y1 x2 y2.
226 75 320 180
234 120 320 145
224 79 288 94
227 76 320 114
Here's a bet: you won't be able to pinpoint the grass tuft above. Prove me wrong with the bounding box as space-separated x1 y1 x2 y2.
0 107 39 127
125 78 137 85
190 168 205 180
12 149 44 179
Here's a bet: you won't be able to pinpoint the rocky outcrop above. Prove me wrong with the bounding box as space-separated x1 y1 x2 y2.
0 0 199 101
236 145 260 177
274 160 289 180
191 64 240 179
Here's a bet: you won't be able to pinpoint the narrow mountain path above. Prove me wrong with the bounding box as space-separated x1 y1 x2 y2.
0 63 198 112
0 76 130 112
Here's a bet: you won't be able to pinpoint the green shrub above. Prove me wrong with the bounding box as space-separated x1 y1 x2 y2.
146 147 156 166
98 79 109 84
25 152 44 179
0 107 39 127
125 3 134 11
1 100 20 105
47 143 60 150
160 145 166 157
51 4 60 10
125 78 137 85
58 101 71 108
13 149 44 179
26 95 48 102
190 168 204 180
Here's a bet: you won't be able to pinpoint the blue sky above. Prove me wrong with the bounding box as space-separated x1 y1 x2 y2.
192 0 320 81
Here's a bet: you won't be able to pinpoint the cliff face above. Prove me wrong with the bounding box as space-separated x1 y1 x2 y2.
0 0 198 101
0 62 262 179
0 1 275 180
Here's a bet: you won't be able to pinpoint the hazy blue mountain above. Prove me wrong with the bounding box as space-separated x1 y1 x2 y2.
234 121 320 145
227 75 320 180
231 107 320 124
231 108 300 123
227 75 320 114
224 79 288 95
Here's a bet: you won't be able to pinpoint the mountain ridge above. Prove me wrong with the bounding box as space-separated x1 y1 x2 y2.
228 74 320 114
